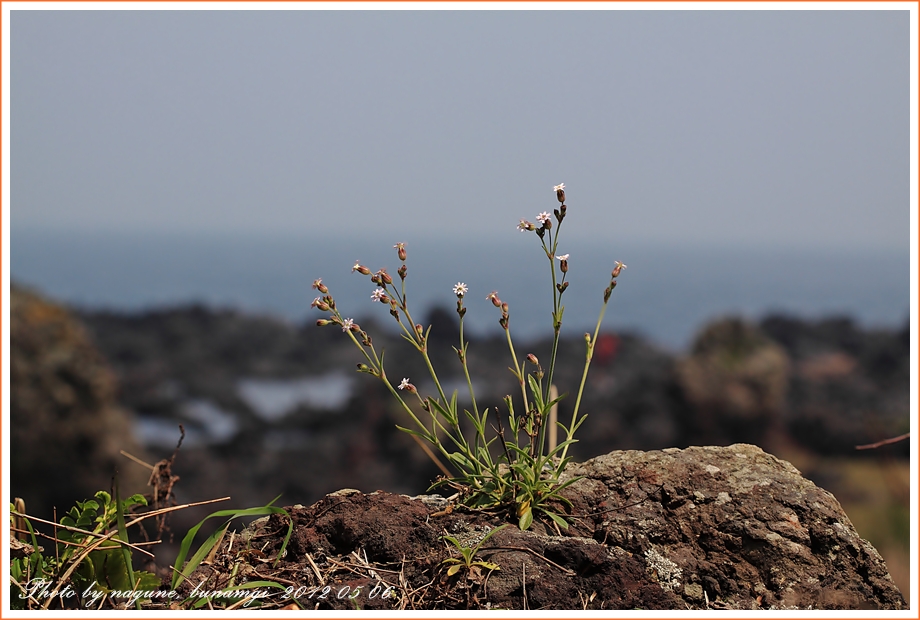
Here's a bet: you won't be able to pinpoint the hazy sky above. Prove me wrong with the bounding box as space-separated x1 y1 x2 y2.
10 8 911 252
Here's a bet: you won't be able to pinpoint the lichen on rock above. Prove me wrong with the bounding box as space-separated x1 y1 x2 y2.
192 444 904 610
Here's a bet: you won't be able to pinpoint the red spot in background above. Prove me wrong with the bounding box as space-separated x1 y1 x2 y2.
594 333 619 366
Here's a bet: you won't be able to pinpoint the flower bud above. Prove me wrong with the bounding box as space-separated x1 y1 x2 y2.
517 219 535 233
557 281 569 293
394 242 407 261
584 332 592 345
311 296 330 311
501 302 509 314
526 353 539 366
316 319 333 326
560 259 568 274
487 291 502 307
352 262 371 276
377 270 393 285
604 280 618 302
554 183 566 204
612 261 626 278
312 278 328 294
398 265 407 280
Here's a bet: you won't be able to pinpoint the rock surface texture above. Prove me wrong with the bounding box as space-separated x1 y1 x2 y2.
184 444 903 610
560 444 904 610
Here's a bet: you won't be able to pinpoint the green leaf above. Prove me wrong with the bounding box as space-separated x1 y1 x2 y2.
172 504 291 590
470 524 508 554
113 480 139 609
546 438 578 459
446 564 462 577
541 509 570 529
527 375 545 410
394 424 435 443
546 391 568 410
518 507 534 531
474 561 501 571
446 452 474 471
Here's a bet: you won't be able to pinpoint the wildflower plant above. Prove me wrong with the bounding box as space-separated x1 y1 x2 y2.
312 184 625 530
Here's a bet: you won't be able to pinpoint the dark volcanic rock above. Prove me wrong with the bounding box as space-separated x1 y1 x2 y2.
10 284 148 517
760 314 910 454
675 318 790 446
182 445 903 610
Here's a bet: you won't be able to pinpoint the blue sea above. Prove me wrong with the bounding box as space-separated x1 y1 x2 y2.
11 229 911 352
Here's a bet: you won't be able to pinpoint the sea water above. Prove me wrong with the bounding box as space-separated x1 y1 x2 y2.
11 228 910 352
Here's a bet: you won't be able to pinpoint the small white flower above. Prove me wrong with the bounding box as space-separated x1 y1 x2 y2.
556 254 569 261
311 296 322 307
353 261 361 271
554 183 565 192
536 212 551 225
398 378 411 390
453 282 468 297
393 242 406 249
341 318 354 332
517 219 531 232
371 288 386 302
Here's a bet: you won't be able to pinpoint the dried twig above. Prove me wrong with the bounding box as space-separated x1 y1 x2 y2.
480 545 575 576
855 432 910 450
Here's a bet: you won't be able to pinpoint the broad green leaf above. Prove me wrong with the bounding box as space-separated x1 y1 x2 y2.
542 509 570 529
518 508 533 531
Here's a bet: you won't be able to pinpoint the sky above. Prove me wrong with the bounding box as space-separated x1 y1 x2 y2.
9 7 912 253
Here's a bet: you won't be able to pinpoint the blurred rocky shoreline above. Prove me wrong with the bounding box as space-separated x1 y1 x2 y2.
10 282 911 597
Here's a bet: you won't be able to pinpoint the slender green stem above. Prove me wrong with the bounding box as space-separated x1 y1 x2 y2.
420 349 450 410
560 297 611 462
458 317 479 424
504 326 529 417
387 282 451 407
542 218 565 403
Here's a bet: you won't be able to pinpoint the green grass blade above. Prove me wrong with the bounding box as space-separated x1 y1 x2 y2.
172 504 291 590
113 481 140 610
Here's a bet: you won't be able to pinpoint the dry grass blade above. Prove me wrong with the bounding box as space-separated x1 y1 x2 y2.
10 511 156 559
125 496 231 527
481 545 576 575
305 552 324 586
120 450 155 470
